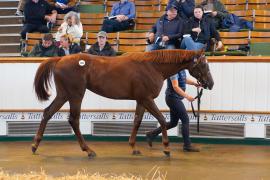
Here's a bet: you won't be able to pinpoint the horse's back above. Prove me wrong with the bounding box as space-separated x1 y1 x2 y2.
52 53 164 100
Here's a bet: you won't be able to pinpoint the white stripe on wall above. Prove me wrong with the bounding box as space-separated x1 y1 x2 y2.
0 62 269 111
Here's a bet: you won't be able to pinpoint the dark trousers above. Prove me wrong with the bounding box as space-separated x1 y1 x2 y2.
21 24 49 39
150 95 191 147
55 6 77 14
101 19 133 33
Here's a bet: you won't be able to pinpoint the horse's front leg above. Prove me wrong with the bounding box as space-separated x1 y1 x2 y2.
142 99 170 157
129 102 145 155
32 96 67 154
69 99 96 159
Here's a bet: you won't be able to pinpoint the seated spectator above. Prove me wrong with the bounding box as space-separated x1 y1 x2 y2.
53 0 78 14
15 0 26 16
21 0 57 39
200 0 229 30
101 0 136 33
146 4 184 51
59 34 81 56
28 33 60 57
180 5 223 50
88 31 116 56
55 11 83 44
167 0 195 21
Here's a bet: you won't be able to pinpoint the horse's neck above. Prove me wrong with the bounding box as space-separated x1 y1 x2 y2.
148 50 196 79
155 62 191 79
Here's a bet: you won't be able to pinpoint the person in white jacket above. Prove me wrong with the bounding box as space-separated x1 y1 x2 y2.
55 11 83 44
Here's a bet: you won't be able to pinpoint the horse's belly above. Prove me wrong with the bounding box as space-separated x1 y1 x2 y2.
88 87 134 100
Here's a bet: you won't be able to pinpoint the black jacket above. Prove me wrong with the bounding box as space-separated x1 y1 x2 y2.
24 0 54 25
59 43 81 56
184 16 220 44
88 42 116 56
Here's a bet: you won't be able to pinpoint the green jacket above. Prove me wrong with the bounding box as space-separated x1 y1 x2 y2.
201 0 229 29
28 42 60 57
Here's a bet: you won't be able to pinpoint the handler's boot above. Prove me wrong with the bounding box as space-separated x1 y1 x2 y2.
146 127 162 147
183 145 200 152
146 131 156 147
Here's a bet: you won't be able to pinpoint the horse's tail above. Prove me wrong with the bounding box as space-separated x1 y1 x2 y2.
34 57 62 101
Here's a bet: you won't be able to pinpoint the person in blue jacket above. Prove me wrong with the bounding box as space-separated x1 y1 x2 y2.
101 0 136 33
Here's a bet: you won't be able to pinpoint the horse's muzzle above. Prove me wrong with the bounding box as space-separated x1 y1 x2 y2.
202 79 214 90
208 82 214 90
206 72 214 90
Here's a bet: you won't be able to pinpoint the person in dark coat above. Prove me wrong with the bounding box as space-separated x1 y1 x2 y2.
21 0 57 39
146 3 184 51
181 5 223 51
88 31 116 56
167 0 195 21
28 33 60 57
201 0 229 29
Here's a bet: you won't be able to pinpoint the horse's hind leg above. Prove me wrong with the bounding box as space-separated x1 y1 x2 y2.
141 98 170 157
68 98 96 158
129 102 145 155
32 96 67 153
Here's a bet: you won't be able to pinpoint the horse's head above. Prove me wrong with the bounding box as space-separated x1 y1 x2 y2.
188 52 214 90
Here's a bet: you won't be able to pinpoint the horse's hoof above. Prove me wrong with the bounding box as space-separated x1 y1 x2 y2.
163 151 170 157
31 145 37 154
88 152 96 159
132 150 141 155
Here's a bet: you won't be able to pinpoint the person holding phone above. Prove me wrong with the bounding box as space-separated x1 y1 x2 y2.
180 5 223 51
145 4 184 51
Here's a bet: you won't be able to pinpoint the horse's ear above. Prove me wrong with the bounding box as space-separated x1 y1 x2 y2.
195 49 204 58
193 49 205 63
199 49 206 59
198 49 206 60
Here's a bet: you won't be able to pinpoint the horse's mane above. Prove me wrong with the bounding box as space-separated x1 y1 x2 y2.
122 49 202 64
74 50 202 64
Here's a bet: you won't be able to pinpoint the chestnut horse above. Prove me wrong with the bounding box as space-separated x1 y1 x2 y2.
33 49 213 158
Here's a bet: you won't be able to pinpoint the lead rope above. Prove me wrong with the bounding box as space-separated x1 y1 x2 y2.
191 86 203 133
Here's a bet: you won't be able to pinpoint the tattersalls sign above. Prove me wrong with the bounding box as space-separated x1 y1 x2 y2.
0 111 269 138
0 111 270 124
0 113 18 120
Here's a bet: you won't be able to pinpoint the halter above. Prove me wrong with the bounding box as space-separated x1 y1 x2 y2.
191 85 203 133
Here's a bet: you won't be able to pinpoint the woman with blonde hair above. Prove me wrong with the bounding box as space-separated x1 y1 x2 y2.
55 11 83 44
58 34 81 56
